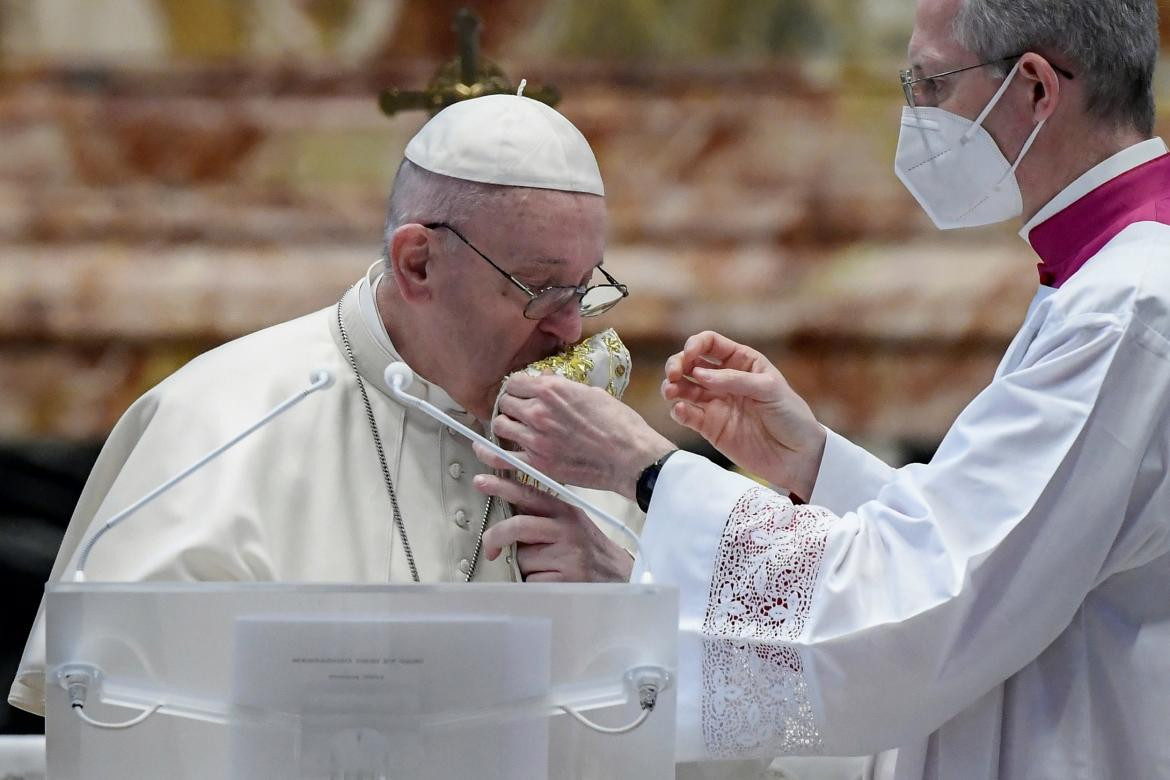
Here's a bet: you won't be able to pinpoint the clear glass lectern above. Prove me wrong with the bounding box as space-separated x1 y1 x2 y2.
44 582 678 779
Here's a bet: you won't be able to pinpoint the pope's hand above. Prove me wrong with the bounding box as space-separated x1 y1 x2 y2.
475 474 633 582
662 330 826 500
478 374 675 499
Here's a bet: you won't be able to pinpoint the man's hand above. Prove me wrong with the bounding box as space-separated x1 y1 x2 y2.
475 474 634 582
662 330 826 500
479 374 675 499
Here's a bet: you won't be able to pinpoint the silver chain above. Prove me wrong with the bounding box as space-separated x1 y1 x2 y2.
336 295 492 583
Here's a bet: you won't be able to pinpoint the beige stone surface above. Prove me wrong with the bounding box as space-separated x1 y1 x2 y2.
0 2 1167 450
0 237 1023 442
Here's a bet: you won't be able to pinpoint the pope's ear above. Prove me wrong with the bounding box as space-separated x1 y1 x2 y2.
388 223 434 304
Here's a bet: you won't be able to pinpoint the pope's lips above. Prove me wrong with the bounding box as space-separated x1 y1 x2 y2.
489 341 569 399
509 341 568 375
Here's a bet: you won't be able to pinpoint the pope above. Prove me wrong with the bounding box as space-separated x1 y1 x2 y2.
9 93 639 714
10 91 788 780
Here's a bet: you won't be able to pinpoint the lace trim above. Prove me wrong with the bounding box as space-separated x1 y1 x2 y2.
701 487 833 757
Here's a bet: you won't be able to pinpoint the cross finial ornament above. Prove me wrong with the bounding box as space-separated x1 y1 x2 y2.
378 8 560 118
453 8 481 87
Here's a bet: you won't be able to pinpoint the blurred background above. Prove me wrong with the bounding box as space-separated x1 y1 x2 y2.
1 0 1167 735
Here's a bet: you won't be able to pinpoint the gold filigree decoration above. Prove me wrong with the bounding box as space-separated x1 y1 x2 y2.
524 340 598 386
501 329 632 493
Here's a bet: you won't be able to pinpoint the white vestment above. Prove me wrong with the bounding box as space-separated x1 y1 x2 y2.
637 139 1170 779
9 278 523 715
9 274 648 710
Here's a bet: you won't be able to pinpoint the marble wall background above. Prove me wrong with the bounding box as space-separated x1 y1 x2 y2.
7 0 1166 454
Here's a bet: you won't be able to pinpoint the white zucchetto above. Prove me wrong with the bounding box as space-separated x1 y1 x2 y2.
404 94 604 196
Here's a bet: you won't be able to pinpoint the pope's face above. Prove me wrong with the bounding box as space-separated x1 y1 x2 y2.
422 189 606 420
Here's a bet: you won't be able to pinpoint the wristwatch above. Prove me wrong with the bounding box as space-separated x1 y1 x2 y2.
636 449 679 512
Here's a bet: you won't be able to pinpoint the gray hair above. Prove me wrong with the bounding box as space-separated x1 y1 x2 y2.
954 0 1160 135
381 159 515 258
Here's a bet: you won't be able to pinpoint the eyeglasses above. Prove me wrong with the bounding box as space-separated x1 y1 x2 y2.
424 222 629 320
900 54 1075 108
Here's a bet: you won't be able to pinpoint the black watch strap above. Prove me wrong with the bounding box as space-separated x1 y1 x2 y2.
636 449 679 513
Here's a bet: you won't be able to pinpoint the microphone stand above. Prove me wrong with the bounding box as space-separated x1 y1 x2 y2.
382 363 653 583
72 370 336 582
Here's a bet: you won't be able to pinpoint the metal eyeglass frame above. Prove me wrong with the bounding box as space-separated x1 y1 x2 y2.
900 53 1075 108
424 222 629 320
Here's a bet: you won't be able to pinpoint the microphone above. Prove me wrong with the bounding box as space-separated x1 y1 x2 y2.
382 362 654 583
73 369 336 582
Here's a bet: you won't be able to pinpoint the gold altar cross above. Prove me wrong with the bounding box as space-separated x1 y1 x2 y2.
378 8 560 118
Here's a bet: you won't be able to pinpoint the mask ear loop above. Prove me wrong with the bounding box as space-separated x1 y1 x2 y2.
990 59 1048 189
993 116 1046 190
953 108 1047 220
956 58 1048 191
951 59 1047 221
961 59 1024 145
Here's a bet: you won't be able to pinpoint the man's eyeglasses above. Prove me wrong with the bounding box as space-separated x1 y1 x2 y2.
900 54 1075 108
424 222 629 320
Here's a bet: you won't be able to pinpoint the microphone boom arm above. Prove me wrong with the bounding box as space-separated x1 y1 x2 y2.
72 370 336 582
383 363 653 583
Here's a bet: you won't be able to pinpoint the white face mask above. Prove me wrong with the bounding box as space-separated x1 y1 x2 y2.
894 60 1046 230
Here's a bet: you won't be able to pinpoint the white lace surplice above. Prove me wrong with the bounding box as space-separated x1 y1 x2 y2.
635 225 1170 780
701 488 831 757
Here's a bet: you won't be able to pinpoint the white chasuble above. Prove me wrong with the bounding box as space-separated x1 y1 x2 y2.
10 278 532 716
637 140 1170 780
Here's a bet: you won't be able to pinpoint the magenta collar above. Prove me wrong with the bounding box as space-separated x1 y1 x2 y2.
1029 153 1170 288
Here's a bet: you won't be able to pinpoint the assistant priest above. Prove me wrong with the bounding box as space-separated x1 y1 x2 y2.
477 1 1170 777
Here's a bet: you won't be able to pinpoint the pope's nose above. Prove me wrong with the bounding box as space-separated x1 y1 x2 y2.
537 300 583 345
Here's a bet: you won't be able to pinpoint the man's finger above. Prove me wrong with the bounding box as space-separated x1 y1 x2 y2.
492 414 537 450
688 366 775 401
523 571 564 583
681 331 761 372
514 543 559 577
681 331 732 364
472 441 524 473
500 372 548 400
662 377 713 404
669 400 707 433
667 352 717 389
473 473 563 516
482 515 562 560
497 393 542 428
